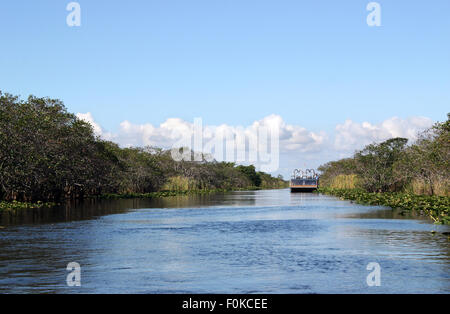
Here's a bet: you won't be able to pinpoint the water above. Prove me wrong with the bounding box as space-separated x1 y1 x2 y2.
0 189 448 294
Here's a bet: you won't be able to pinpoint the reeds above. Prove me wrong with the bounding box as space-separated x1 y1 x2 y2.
162 176 198 191
405 179 449 197
328 174 359 189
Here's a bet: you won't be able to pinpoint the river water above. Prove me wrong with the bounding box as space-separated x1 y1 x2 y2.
0 189 448 294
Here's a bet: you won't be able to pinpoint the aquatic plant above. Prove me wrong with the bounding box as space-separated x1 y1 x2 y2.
0 201 56 212
99 187 266 200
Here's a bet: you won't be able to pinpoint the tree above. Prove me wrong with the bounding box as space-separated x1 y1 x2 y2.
236 165 262 187
0 91 120 200
354 138 408 193
0 91 288 201
395 114 450 195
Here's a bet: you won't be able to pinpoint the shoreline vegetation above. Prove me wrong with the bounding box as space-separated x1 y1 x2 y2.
0 200 56 212
0 187 277 212
99 186 266 199
0 91 287 212
317 114 449 224
318 188 449 225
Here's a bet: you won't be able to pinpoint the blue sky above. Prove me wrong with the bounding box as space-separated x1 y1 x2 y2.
0 0 449 176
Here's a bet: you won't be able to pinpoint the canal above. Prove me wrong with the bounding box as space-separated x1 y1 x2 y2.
0 189 448 293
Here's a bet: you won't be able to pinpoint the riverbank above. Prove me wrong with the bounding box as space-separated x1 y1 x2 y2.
0 200 56 212
99 187 265 199
0 187 281 211
318 188 450 225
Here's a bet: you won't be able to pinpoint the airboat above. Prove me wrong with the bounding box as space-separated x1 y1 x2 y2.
290 169 319 193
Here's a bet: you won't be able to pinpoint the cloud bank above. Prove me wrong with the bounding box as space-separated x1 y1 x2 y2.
76 112 434 176
334 116 434 153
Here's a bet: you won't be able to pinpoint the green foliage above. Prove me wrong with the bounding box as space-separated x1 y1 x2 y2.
236 165 262 187
0 91 118 201
318 158 358 188
319 115 449 196
100 188 238 200
354 137 409 193
0 201 56 212
0 91 286 204
258 172 289 189
318 114 449 223
394 116 450 196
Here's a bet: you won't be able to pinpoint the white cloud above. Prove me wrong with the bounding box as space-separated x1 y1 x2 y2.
76 112 103 136
248 114 327 153
334 116 434 153
77 113 327 153
75 112 434 176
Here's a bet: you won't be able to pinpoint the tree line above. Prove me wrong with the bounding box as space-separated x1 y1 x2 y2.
318 114 449 196
0 91 287 202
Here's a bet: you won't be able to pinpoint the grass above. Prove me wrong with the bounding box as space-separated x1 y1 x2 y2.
405 179 449 197
99 187 264 199
318 187 450 225
162 176 197 191
0 200 56 212
324 174 449 197
328 174 359 189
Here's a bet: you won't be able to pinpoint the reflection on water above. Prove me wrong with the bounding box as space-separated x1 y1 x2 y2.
0 193 257 226
0 189 448 294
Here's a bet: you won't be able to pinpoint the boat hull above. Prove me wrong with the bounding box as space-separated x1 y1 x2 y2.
290 186 318 193
290 178 319 193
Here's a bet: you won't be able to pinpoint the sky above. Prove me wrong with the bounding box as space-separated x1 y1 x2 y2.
0 0 449 177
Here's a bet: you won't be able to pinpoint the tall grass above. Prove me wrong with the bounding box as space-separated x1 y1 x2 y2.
328 174 359 189
324 175 449 197
404 179 449 197
162 176 198 191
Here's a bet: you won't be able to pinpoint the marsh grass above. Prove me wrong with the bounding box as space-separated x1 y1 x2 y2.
162 176 197 191
0 201 56 212
100 186 265 200
326 175 449 197
404 179 449 197
328 174 359 189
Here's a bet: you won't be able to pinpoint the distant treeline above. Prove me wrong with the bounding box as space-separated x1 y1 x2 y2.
318 114 449 196
0 91 287 202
